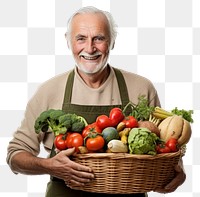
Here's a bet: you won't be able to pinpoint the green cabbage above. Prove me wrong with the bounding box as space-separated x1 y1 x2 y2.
128 128 159 155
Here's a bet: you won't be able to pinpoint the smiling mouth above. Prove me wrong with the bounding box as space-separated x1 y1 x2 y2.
81 55 101 60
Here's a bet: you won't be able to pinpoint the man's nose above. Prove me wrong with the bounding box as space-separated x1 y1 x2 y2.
85 40 97 54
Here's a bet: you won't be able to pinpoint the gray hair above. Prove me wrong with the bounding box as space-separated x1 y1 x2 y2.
66 6 118 49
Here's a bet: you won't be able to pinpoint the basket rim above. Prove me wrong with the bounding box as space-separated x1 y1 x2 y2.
73 149 182 160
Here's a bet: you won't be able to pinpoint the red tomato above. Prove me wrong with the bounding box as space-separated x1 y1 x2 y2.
54 134 68 150
166 138 179 152
122 116 138 128
66 132 84 152
156 143 171 153
109 107 124 127
96 115 112 130
82 123 102 138
85 134 105 151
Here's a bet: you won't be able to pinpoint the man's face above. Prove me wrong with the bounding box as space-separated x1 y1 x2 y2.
69 13 111 74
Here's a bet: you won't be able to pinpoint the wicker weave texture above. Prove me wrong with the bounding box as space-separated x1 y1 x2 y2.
71 151 181 194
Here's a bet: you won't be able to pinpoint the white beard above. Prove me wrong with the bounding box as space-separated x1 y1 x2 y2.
74 51 109 74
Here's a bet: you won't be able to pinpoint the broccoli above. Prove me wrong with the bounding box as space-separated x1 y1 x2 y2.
49 109 66 121
71 121 85 132
58 114 73 128
34 109 88 136
34 109 55 133
58 113 86 133
71 115 88 132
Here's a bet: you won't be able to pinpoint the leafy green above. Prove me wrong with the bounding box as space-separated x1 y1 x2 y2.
171 107 194 123
128 128 159 155
124 95 155 121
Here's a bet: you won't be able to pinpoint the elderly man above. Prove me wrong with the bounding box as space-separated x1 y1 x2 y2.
7 6 185 197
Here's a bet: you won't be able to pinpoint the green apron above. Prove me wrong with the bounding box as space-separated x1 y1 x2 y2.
45 68 146 197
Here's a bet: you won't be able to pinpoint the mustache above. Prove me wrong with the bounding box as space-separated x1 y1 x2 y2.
79 51 102 57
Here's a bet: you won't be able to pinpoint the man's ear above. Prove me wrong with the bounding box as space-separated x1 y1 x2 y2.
67 41 70 49
110 41 115 50
65 32 71 49
65 32 67 40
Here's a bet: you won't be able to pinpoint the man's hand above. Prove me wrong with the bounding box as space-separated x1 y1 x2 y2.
48 147 94 187
154 160 186 193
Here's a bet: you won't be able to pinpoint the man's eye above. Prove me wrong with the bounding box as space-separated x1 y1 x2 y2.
77 37 85 41
95 37 104 41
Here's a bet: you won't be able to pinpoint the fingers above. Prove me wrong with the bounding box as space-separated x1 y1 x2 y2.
56 148 93 173
67 162 94 186
154 164 186 194
53 147 95 188
65 179 85 188
56 148 94 187
65 173 93 187
72 161 93 173
174 164 180 173
64 152 93 174
61 147 76 157
64 164 94 188
169 165 186 189
154 185 177 194
71 168 94 180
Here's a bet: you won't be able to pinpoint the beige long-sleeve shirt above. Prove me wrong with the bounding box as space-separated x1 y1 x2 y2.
7 66 160 168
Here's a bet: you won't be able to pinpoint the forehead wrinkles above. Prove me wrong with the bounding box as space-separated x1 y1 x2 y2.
71 13 110 38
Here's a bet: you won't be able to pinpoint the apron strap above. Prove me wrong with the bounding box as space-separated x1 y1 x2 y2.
63 69 75 105
63 67 130 108
113 68 130 108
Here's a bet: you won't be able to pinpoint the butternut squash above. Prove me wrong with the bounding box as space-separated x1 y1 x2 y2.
158 115 192 146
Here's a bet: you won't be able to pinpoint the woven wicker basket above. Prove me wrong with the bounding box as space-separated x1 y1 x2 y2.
71 150 182 194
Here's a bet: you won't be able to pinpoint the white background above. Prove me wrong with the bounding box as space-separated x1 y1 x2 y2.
0 0 199 196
